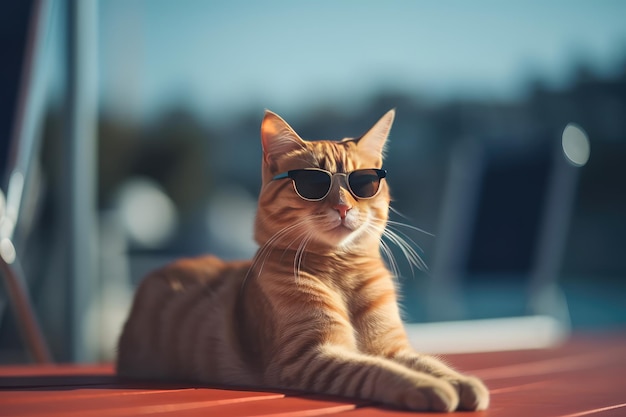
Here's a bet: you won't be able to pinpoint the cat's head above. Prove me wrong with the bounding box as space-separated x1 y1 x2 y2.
254 110 394 254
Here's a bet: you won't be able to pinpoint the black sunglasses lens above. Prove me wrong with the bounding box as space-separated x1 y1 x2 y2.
348 169 383 198
291 170 331 200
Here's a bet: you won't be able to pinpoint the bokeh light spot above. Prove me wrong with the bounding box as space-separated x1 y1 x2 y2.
117 177 178 248
562 123 590 167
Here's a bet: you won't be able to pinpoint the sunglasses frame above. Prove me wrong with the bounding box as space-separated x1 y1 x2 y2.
272 168 387 201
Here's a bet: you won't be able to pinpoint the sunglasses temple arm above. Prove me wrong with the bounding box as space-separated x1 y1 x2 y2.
272 172 290 180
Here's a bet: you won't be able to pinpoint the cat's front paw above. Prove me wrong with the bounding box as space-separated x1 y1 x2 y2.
400 378 459 412
446 375 490 411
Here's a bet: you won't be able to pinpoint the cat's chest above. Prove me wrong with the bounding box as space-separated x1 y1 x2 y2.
262 259 394 322
317 268 396 314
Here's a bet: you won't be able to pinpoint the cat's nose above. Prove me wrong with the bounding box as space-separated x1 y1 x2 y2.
333 203 352 220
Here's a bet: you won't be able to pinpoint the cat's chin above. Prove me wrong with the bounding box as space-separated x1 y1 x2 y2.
316 223 347 238
308 223 355 249
330 223 355 237
320 222 376 250
307 209 381 250
315 210 377 247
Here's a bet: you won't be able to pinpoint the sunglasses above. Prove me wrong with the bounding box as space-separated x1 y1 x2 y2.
272 168 387 201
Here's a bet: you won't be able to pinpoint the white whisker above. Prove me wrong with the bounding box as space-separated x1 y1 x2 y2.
385 226 427 264
386 220 435 238
383 228 428 274
362 223 399 279
243 213 329 291
369 213 430 276
242 217 315 291
294 231 314 282
380 238 400 279
388 206 435 237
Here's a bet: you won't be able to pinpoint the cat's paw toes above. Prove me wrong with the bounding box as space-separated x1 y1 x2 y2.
447 376 490 411
402 379 459 412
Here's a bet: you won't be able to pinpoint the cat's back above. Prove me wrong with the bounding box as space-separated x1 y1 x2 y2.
117 255 251 381
135 255 248 298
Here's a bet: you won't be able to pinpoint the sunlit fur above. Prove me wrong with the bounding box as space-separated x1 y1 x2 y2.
117 110 489 412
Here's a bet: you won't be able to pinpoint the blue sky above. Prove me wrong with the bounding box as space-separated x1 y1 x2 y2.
97 0 626 121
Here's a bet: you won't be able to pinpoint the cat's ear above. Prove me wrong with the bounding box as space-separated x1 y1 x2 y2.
357 109 395 162
261 110 306 167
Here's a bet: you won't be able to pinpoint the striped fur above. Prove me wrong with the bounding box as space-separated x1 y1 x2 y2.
117 110 489 412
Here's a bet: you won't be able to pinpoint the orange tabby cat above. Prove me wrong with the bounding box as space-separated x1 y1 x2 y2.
117 110 489 412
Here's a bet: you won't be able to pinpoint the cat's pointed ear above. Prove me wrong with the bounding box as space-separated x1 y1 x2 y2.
261 110 306 167
357 109 395 162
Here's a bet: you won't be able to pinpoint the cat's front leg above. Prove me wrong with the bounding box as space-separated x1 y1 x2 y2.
388 350 490 411
270 344 461 412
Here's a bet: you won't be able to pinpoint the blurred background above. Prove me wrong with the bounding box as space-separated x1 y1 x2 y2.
1 0 625 363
